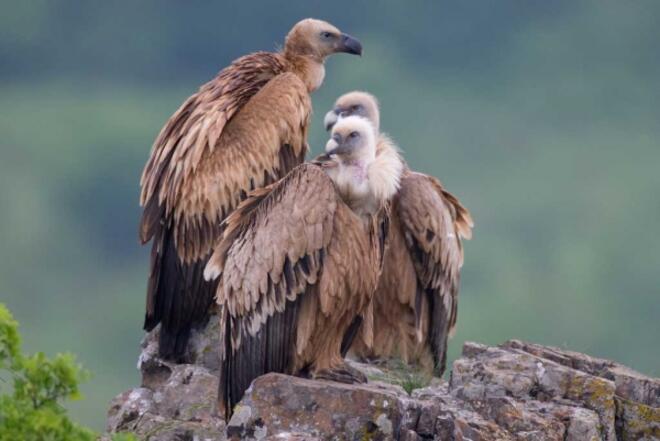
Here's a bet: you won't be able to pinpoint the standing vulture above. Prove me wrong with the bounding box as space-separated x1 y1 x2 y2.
325 92 473 376
139 19 362 361
204 116 404 418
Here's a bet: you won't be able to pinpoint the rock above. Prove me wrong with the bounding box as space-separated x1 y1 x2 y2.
502 340 660 440
502 340 660 407
226 373 406 440
105 327 659 440
139 316 221 374
451 342 617 440
107 324 226 440
106 387 155 433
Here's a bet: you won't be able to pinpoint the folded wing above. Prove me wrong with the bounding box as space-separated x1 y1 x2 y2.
138 52 311 360
396 170 473 375
204 163 338 416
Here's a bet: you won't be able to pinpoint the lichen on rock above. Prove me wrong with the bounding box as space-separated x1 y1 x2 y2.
105 320 659 440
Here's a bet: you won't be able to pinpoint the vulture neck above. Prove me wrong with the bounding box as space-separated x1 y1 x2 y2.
329 137 403 219
284 53 326 92
368 133 404 205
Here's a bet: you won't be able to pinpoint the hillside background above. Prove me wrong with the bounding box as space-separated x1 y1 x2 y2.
1 0 658 430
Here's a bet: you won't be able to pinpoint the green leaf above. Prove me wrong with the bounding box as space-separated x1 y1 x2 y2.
0 303 104 440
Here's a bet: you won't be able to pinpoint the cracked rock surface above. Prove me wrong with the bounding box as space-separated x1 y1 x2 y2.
105 321 658 440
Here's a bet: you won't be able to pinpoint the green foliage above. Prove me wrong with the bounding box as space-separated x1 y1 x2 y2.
0 304 137 441
0 305 20 370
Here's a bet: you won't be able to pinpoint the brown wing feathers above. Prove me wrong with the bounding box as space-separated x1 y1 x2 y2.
139 52 310 360
205 164 338 416
139 53 287 221
397 171 473 375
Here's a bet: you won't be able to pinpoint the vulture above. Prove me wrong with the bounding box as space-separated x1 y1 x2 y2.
138 19 363 360
204 116 404 418
324 92 473 376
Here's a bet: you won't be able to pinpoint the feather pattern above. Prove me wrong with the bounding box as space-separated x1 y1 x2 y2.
396 169 472 374
349 165 473 376
323 91 473 376
205 163 387 417
138 51 311 360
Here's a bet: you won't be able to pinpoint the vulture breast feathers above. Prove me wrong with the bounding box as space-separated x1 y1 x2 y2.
204 164 387 418
138 18 363 361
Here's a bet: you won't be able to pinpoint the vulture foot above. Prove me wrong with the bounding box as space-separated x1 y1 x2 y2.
362 356 388 366
313 363 368 384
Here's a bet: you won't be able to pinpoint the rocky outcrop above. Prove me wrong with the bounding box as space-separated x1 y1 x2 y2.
106 318 222 440
106 322 659 440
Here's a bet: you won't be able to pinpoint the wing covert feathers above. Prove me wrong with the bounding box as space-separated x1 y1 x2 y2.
207 164 338 416
208 163 388 416
140 52 287 225
205 164 338 351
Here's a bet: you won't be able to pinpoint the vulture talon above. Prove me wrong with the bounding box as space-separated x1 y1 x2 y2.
366 356 388 367
314 364 367 384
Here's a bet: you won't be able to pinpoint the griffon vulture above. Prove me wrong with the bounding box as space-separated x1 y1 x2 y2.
204 116 403 417
325 92 473 376
139 19 362 360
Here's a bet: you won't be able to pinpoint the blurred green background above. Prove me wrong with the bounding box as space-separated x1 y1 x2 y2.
1 0 658 430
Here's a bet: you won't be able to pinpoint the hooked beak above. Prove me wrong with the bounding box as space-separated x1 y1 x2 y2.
337 33 362 56
326 144 353 156
325 136 352 156
324 109 340 131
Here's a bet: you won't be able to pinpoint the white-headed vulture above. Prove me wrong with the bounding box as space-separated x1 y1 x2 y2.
325 92 473 376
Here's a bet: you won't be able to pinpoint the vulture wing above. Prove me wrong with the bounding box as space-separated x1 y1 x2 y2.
396 170 473 375
139 51 311 360
204 163 339 417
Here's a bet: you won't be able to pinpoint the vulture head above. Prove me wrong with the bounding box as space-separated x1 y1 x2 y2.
324 91 380 131
323 116 402 213
284 19 362 60
325 116 376 164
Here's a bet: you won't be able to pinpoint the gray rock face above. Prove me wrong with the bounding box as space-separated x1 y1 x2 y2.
106 322 225 440
106 325 659 440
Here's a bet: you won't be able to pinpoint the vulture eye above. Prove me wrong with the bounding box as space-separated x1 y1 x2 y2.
349 131 359 139
320 31 333 40
351 105 361 111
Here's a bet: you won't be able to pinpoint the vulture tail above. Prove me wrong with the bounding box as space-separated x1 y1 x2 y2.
340 316 363 357
427 287 451 377
143 224 216 362
223 296 302 419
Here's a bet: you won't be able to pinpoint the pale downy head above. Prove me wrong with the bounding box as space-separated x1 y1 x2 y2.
324 93 403 204
323 115 402 215
324 91 380 132
325 115 376 164
284 19 362 61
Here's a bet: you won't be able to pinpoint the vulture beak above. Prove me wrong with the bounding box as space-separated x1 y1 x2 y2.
326 135 352 156
326 144 353 156
324 108 340 131
337 33 363 56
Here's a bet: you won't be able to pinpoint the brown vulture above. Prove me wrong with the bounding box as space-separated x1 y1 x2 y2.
138 19 363 360
324 92 473 376
204 116 403 418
